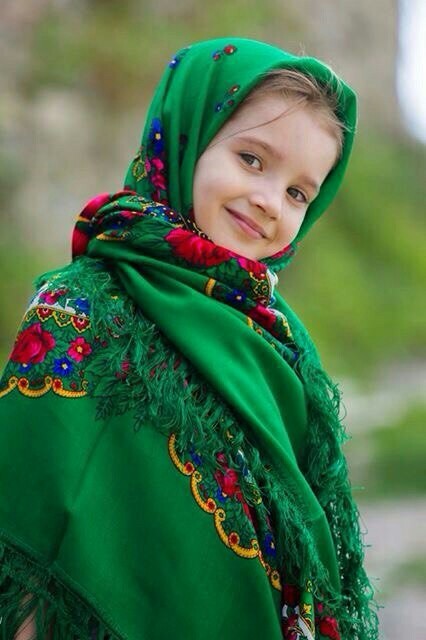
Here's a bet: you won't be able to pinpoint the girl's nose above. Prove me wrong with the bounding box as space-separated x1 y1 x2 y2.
248 187 281 220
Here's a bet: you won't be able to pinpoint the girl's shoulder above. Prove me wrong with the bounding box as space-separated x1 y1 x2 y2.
0 257 144 402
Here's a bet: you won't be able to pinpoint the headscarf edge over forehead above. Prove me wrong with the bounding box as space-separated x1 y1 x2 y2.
124 37 357 246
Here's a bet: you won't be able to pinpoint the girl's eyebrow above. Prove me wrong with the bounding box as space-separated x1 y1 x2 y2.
235 135 320 194
235 135 283 159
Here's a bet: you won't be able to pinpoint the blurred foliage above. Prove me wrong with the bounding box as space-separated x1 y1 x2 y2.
282 135 426 377
347 403 426 500
23 0 291 108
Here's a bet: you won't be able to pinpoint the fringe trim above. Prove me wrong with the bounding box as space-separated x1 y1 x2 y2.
0 541 119 640
34 256 379 640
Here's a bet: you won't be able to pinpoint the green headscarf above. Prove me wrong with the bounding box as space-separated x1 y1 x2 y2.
0 38 377 640
124 37 356 245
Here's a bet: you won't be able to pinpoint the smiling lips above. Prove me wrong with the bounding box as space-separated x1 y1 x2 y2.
226 208 267 239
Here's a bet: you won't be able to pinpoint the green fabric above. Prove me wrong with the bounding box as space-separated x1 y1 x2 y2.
0 38 377 640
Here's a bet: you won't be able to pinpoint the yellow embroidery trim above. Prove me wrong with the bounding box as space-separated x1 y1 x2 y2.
204 278 216 297
25 306 91 333
96 232 128 242
0 375 88 399
168 433 281 591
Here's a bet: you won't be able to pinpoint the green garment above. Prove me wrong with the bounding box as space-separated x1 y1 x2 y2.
0 38 377 640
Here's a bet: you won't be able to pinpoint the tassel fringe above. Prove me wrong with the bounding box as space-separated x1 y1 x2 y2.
0 543 117 640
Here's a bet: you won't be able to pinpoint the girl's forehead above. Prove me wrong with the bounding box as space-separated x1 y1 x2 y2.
212 94 326 145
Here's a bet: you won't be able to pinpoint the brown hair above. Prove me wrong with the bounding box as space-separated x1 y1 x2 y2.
243 68 347 160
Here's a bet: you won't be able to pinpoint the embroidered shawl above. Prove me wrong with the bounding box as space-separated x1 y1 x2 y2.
0 38 377 640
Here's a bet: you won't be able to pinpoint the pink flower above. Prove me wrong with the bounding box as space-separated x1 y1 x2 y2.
39 288 67 305
151 157 164 171
165 228 231 267
151 172 166 190
10 323 55 364
67 337 92 362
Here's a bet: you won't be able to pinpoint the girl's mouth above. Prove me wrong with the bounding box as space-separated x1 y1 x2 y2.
226 208 266 239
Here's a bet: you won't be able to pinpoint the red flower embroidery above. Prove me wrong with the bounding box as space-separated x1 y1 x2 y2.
151 172 166 190
215 453 254 523
165 228 231 266
214 466 240 497
67 337 92 362
282 584 301 607
39 288 67 305
72 227 89 257
10 322 55 364
235 255 266 279
318 616 341 640
151 157 164 171
282 613 299 640
80 192 111 220
247 304 277 333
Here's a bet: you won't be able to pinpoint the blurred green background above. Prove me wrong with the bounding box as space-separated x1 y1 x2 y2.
1 1 425 638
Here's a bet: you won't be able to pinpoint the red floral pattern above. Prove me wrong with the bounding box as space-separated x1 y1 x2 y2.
67 337 92 362
165 228 231 267
10 322 55 365
248 303 278 333
317 616 340 640
283 584 301 608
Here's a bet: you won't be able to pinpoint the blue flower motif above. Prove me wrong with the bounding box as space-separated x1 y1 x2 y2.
53 357 74 377
263 532 276 557
225 289 247 305
215 487 227 503
149 118 164 155
74 298 90 314
18 363 32 374
190 449 203 466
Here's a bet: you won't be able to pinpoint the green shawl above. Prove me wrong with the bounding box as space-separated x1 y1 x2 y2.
0 38 377 640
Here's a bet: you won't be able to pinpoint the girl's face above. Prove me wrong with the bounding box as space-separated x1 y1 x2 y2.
192 94 339 260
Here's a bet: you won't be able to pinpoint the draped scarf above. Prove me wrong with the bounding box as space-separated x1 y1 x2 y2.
0 38 377 640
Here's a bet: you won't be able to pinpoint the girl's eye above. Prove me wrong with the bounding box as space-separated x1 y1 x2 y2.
239 152 262 170
287 187 308 204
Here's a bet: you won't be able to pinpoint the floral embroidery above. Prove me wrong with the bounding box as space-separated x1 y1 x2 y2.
168 433 281 591
129 119 168 202
165 228 230 267
67 337 92 362
317 617 339 639
73 191 296 356
131 146 148 182
0 286 93 399
281 582 341 640
10 322 56 365
282 583 315 640
215 83 240 113
146 118 168 203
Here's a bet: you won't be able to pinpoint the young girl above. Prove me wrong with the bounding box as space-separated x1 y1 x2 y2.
0 38 377 640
